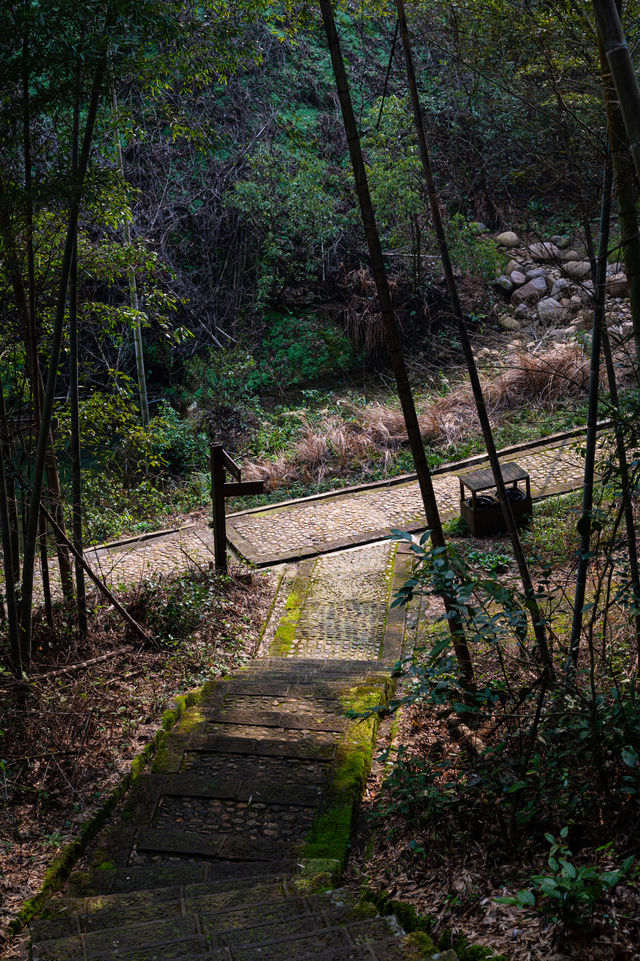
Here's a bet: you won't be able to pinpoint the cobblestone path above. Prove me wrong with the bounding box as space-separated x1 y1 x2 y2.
75 429 601 597
28 543 420 961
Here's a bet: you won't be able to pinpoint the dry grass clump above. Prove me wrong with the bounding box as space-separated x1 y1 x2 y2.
245 344 592 491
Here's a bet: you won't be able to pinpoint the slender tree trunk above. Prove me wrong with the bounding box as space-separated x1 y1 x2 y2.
112 82 150 426
600 321 640 671
0 449 22 678
593 0 640 180
396 0 553 681
70 72 87 637
0 386 21 678
0 387 20 586
39 507 54 628
598 15 640 367
568 161 612 668
319 0 473 683
22 25 74 602
20 55 107 663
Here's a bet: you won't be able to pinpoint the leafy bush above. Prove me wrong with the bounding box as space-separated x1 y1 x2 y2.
248 310 359 392
497 828 635 930
446 213 504 282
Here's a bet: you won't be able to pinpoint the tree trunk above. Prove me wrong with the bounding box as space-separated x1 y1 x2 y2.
0 387 22 678
20 54 108 663
593 0 640 180
396 0 553 681
0 386 20 587
568 162 612 669
319 0 474 683
111 82 150 427
600 321 640 671
598 14 640 367
70 73 87 638
39 507 54 629
22 24 74 602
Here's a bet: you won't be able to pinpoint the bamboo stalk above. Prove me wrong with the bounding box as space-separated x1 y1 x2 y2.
593 0 640 180
70 70 87 638
597 9 640 368
38 503 152 646
318 0 473 683
568 161 612 668
19 54 108 661
396 0 553 681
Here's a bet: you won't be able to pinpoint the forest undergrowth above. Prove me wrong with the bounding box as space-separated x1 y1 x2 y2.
346 491 640 961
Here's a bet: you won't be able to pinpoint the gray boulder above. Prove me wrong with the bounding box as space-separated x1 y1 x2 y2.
514 303 532 320
560 248 581 262
511 275 547 305
564 260 591 280
510 270 527 287
529 241 561 262
525 266 547 281
606 272 628 298
538 297 570 324
505 259 522 275
550 234 570 249
498 314 522 330
495 230 520 247
551 277 571 298
493 274 513 296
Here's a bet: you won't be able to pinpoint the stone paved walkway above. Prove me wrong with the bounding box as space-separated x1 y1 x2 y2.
78 428 601 594
28 543 417 961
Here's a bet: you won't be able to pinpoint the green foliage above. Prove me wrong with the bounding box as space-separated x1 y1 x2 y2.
248 311 359 392
363 95 425 266
446 214 503 282
372 747 456 831
497 828 635 930
142 571 225 647
227 144 345 304
179 346 258 411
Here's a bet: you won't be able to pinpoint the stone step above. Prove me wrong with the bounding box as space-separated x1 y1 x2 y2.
230 918 399 961
133 826 298 861
77 859 296 895
158 774 322 807
185 733 336 761
32 915 205 960
31 892 370 960
238 940 404 961
203 707 347 733
32 932 225 960
180 750 330 786
30 879 294 940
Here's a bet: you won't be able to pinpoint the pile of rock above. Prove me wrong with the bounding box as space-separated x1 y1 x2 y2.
490 229 632 345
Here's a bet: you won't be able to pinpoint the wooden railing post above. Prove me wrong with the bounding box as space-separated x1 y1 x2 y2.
209 443 265 573
210 444 227 573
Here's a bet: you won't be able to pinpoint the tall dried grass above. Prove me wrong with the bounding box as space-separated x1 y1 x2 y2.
244 345 594 491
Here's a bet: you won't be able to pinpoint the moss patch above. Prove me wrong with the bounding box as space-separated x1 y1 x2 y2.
402 931 437 960
300 672 394 873
269 589 304 655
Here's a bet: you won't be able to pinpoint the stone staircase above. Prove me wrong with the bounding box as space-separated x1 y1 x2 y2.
28 545 417 961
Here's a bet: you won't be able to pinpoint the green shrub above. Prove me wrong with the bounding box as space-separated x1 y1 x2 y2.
248 310 359 392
